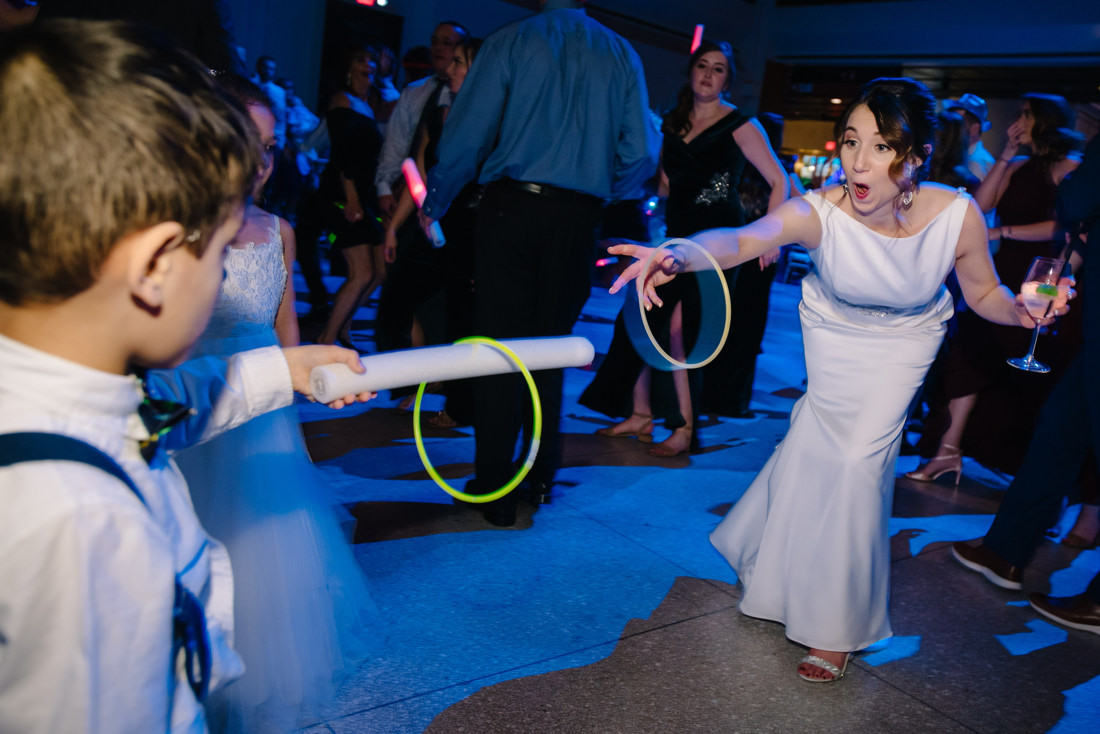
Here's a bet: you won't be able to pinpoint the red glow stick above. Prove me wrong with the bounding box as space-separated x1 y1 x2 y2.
690 25 704 54
401 157 445 247
402 158 427 207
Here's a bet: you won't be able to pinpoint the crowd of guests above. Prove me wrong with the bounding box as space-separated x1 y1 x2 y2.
1 2 1098 733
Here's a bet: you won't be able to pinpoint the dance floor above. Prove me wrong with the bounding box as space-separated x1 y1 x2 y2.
291 267 1100 733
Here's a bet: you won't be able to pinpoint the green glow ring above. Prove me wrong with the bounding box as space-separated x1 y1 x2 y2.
412 336 542 504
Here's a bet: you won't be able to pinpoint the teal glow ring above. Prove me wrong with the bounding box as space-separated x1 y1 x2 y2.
412 336 542 504
624 237 732 371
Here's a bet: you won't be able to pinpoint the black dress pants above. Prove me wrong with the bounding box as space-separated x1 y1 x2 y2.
467 185 601 500
984 349 1100 603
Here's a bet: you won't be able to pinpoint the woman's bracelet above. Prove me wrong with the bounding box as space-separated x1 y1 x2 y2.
661 247 687 274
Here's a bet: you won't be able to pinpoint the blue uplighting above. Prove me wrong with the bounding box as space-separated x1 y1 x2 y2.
995 619 1067 656
862 635 921 666
1049 548 1100 598
1049 674 1100 734
887 513 995 556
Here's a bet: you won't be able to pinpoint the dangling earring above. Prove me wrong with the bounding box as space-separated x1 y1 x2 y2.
346 72 352 88
842 182 849 197
901 189 914 208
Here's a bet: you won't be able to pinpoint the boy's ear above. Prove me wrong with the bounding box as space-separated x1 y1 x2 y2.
128 222 187 311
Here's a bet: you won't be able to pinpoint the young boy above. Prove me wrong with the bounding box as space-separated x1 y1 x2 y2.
0 19 373 733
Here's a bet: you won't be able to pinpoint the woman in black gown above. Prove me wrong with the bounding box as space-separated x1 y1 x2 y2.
581 40 789 456
305 42 385 349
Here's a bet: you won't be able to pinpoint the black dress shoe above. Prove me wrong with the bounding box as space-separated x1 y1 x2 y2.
520 479 554 505
951 541 1024 590
1028 592 1100 635
482 502 517 527
463 478 519 527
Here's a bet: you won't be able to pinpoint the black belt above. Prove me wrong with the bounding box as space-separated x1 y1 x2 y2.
490 179 603 209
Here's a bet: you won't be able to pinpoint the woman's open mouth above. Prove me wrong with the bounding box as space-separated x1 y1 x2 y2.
851 183 870 200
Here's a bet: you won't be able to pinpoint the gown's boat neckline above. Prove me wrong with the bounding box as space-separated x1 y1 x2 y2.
809 186 964 242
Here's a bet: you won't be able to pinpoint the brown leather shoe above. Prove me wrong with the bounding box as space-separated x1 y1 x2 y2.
951 541 1023 590
1028 593 1100 635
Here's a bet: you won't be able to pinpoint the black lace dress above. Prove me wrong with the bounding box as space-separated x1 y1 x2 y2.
581 109 754 428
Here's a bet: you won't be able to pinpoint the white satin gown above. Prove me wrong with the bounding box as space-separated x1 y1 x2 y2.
710 187 969 651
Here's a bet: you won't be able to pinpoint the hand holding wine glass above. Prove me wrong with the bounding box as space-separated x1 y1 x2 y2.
1008 256 1072 373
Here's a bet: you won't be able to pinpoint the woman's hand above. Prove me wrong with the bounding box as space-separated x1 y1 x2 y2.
758 248 782 269
1012 275 1076 328
607 240 686 310
1001 120 1025 161
383 228 398 264
282 345 376 408
343 197 365 223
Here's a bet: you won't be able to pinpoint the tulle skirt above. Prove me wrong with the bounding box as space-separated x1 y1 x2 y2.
177 325 382 733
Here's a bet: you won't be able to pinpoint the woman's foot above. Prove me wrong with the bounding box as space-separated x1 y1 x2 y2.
595 412 653 443
1063 504 1100 549
648 425 692 458
797 649 850 682
904 443 963 486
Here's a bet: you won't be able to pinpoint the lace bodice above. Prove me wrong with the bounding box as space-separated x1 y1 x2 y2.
204 213 287 339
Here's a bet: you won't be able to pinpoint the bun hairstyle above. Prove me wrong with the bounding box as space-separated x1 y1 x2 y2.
836 77 937 204
217 73 272 115
662 39 736 137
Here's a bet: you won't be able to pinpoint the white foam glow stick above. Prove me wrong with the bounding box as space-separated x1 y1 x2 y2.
310 336 595 404
401 157 446 247
690 24 704 54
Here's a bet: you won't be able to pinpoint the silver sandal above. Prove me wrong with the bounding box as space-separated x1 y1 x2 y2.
798 653 850 683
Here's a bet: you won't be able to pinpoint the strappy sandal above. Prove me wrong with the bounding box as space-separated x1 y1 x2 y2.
904 443 963 486
595 412 654 443
798 653 850 683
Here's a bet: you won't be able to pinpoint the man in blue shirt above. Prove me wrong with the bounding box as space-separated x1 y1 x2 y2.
421 0 655 526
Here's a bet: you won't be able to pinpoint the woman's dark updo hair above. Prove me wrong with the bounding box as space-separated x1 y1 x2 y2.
836 77 937 205
661 40 736 137
216 72 272 115
1022 93 1082 168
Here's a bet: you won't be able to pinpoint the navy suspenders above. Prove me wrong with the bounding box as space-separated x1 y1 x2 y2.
0 432 211 702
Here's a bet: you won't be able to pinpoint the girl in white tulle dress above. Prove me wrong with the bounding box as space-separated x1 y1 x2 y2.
176 75 381 732
610 78 1065 683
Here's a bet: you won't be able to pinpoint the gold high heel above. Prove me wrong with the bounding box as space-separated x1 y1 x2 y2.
595 412 654 443
905 443 963 486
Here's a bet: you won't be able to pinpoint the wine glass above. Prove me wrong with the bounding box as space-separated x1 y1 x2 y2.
1007 256 1068 373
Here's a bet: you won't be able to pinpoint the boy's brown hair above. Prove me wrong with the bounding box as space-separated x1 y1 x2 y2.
0 19 260 305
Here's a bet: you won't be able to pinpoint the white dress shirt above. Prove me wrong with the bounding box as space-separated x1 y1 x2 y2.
968 140 996 181
374 75 452 198
0 334 292 733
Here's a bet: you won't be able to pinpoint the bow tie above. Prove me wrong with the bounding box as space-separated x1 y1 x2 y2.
135 377 194 464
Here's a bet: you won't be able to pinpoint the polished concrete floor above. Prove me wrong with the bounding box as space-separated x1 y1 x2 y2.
290 267 1100 734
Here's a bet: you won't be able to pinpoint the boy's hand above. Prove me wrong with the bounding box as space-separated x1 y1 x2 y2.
282 345 375 408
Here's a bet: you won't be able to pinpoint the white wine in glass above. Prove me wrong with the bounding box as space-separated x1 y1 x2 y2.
1007 256 1068 374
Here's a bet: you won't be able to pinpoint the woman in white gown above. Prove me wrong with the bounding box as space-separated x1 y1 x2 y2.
177 76 381 731
609 78 1066 682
